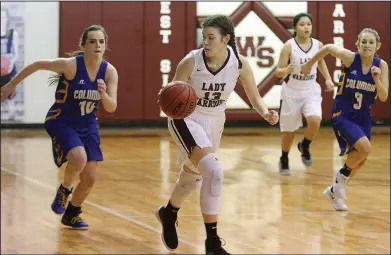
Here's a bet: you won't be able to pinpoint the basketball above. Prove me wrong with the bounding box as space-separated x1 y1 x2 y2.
157 81 198 119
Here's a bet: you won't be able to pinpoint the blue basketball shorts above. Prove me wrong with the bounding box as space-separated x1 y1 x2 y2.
45 122 103 167
332 114 371 156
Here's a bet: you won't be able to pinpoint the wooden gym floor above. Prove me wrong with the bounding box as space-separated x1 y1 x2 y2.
1 127 390 254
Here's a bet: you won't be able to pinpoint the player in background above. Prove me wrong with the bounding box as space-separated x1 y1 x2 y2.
155 15 279 255
301 28 389 210
275 13 334 175
1 24 119 228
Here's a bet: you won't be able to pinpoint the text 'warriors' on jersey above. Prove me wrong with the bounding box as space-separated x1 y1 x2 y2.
45 55 108 126
333 52 379 121
286 38 320 90
187 47 240 115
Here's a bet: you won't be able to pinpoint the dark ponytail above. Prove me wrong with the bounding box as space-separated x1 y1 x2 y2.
202 15 242 69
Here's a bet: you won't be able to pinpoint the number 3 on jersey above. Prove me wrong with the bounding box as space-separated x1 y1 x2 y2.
79 101 96 116
353 92 363 110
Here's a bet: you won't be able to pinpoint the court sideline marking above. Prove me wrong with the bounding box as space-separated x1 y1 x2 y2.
1 166 199 250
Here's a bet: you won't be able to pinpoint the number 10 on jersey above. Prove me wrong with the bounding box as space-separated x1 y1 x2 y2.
79 101 96 116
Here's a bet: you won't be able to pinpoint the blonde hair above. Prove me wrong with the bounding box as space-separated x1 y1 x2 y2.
356 28 381 48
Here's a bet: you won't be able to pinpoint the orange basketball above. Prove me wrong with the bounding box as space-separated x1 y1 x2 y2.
158 81 198 119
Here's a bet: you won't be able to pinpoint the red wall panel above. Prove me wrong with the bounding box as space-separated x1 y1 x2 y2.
59 2 102 57
59 2 389 124
99 2 144 121
357 2 390 120
143 2 188 120
317 2 359 121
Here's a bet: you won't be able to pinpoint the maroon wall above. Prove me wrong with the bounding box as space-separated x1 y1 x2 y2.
60 2 390 124
309 1 390 122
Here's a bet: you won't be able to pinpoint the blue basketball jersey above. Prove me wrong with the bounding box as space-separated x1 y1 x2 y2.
332 52 380 124
45 55 108 127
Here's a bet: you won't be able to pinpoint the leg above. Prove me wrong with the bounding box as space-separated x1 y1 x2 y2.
323 117 371 211
279 94 303 175
280 132 295 175
299 91 322 166
61 161 97 230
189 147 229 254
51 146 87 218
158 117 229 254
156 165 202 250
349 158 367 179
49 126 87 215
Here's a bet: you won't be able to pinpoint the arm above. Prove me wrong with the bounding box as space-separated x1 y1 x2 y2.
316 42 334 92
374 60 389 102
275 42 293 78
239 55 270 117
8 58 72 88
171 52 194 82
307 44 355 69
317 42 333 81
99 64 118 113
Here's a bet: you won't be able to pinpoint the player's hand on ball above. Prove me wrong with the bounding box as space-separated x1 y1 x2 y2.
1 83 16 102
325 79 335 92
371 66 381 79
97 79 107 94
263 110 279 125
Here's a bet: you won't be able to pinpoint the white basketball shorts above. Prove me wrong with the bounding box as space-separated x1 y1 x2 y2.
279 82 323 132
167 109 225 173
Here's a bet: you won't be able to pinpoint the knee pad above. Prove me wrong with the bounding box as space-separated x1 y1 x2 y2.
198 153 224 214
170 168 202 207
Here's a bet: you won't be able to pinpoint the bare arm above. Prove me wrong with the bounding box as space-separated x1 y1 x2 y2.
275 42 293 78
8 58 72 88
171 52 195 82
99 63 118 113
375 60 389 102
307 44 355 68
316 42 333 81
239 55 269 116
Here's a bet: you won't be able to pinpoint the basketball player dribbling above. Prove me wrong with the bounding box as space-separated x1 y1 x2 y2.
1 25 119 229
155 15 279 255
275 13 334 175
302 28 389 211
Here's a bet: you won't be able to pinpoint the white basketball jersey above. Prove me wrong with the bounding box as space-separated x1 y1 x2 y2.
187 47 240 115
286 38 320 90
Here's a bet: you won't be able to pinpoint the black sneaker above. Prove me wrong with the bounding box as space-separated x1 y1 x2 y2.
279 156 290 175
51 184 72 214
61 207 88 229
206 236 230 255
298 142 312 167
155 206 178 250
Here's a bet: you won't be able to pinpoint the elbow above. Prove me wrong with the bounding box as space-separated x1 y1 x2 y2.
275 69 285 78
107 103 117 113
379 94 388 102
106 105 117 113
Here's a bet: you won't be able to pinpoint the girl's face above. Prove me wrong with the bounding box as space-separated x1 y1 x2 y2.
357 32 379 58
83 30 106 57
295 16 312 38
202 26 229 58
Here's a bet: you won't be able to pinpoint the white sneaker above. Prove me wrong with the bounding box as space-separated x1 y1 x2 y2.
323 186 348 211
332 171 349 199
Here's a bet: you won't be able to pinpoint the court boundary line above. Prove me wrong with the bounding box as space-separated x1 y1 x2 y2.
1 166 199 250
